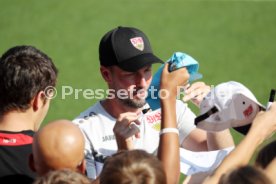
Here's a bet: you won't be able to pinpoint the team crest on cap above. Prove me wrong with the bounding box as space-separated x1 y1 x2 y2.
130 37 144 51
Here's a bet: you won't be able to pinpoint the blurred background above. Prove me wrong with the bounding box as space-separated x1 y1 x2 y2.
1 0 275 181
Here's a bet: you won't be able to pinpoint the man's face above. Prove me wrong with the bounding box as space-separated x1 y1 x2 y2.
108 65 152 108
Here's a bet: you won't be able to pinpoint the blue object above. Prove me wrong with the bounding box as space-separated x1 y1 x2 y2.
146 52 203 110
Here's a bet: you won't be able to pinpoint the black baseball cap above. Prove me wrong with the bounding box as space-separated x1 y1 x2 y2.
99 26 163 72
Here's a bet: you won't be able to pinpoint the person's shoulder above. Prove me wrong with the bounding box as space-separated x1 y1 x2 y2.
0 130 35 142
72 102 102 125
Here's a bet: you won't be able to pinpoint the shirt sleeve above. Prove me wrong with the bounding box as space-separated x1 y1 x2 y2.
176 100 197 144
85 151 97 179
73 120 98 179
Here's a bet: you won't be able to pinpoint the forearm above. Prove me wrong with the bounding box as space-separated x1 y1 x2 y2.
203 130 263 184
115 136 134 150
265 158 276 182
203 102 276 184
158 98 180 184
158 63 189 184
160 98 177 128
216 131 261 171
184 172 210 184
207 129 234 151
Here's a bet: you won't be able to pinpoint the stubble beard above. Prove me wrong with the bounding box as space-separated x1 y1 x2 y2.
119 97 146 109
118 88 147 109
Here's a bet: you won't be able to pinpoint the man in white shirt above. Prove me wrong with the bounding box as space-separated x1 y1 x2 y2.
73 26 234 180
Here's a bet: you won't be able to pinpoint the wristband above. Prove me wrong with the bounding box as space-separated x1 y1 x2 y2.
159 128 179 135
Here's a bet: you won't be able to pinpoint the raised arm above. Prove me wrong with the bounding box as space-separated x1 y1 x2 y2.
158 63 190 184
203 102 276 184
264 158 276 182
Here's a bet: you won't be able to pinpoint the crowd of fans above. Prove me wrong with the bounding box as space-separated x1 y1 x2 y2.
0 27 275 184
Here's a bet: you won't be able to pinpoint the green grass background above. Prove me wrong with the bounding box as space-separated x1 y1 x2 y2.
1 0 275 182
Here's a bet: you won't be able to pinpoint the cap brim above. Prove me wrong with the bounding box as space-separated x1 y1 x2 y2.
118 53 163 72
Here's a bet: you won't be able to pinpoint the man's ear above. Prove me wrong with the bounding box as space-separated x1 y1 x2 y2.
29 153 36 172
100 66 112 83
77 159 86 175
32 91 46 111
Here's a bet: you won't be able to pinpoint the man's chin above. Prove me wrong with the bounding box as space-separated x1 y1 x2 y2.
119 98 146 109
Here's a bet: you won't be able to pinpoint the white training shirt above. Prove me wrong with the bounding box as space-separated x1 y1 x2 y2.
73 100 196 179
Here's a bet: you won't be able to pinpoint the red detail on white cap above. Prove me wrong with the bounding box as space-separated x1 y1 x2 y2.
243 104 253 118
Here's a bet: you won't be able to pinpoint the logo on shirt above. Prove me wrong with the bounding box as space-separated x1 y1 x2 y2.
0 133 33 146
145 111 161 131
102 135 115 142
2 138 16 144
